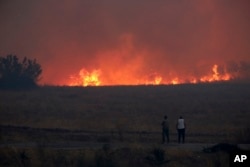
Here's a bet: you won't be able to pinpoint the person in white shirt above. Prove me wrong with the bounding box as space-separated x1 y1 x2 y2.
176 116 186 143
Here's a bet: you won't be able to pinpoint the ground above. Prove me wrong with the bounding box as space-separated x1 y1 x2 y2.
0 83 250 166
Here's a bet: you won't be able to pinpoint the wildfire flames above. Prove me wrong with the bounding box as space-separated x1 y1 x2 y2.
63 32 250 87
68 64 233 86
200 64 231 83
69 69 101 86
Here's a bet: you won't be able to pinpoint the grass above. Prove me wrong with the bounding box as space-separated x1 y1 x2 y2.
0 83 249 166
1 83 250 142
0 144 231 167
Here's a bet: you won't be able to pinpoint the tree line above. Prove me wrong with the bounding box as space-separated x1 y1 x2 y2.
0 54 42 89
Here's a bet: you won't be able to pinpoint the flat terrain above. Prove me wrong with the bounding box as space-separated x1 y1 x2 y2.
1 83 250 142
0 83 250 166
0 125 249 167
1 125 249 151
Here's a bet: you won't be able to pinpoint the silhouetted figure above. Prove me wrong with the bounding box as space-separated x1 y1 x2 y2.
161 115 169 143
176 116 186 143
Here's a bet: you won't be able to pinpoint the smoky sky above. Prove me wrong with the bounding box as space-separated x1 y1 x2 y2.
0 0 250 85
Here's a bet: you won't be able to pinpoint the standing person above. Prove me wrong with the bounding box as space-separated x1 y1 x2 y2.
161 115 169 143
176 116 186 143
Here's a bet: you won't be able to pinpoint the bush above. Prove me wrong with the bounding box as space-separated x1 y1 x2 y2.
0 54 42 89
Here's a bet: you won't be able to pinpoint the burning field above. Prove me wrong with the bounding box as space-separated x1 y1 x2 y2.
1 1 250 86
46 33 250 87
1 1 250 166
67 61 248 87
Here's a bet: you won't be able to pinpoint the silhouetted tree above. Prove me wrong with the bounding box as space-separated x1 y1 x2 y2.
0 54 42 89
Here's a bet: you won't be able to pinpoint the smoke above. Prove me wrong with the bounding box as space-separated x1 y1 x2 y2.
226 61 250 81
0 0 250 85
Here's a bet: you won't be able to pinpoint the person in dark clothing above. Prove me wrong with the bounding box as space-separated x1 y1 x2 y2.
176 116 186 143
161 115 169 143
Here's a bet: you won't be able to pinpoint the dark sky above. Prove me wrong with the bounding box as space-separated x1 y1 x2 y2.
1 0 250 85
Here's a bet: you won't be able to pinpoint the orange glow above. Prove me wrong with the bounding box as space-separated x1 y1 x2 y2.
66 34 234 86
65 32 239 86
200 64 231 83
67 64 233 86
154 76 162 85
141 73 163 85
69 69 101 86
171 78 180 85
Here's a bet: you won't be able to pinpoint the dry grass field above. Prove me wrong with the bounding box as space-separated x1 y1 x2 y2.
0 83 250 166
1 83 250 141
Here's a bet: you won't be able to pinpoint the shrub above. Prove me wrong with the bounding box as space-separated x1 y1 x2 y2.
0 54 42 89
